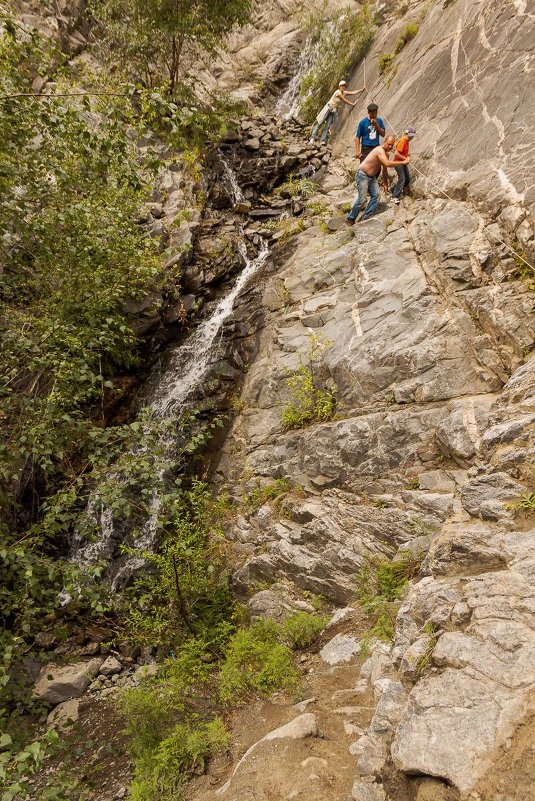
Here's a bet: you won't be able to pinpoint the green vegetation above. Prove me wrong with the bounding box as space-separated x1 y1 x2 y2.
415 621 439 677
505 492 535 512
281 336 337 430
122 612 325 799
245 477 292 512
510 238 535 291
91 0 252 92
300 3 375 124
116 484 325 800
123 480 234 647
276 174 317 200
281 611 327 649
356 552 422 654
0 10 248 795
378 52 394 74
378 20 419 80
267 216 309 242
219 619 300 703
394 20 420 54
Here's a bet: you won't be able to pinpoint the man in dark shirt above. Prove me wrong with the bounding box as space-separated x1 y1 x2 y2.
355 103 386 180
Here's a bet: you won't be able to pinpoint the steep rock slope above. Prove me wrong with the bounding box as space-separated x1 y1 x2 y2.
210 0 535 798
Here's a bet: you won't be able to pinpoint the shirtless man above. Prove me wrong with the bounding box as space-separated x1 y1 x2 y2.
346 136 410 224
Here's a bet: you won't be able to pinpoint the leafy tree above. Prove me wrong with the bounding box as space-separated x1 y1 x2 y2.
0 22 160 522
91 0 252 91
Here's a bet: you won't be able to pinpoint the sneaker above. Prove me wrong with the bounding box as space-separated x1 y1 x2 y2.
309 138 315 144
345 216 355 225
392 197 400 205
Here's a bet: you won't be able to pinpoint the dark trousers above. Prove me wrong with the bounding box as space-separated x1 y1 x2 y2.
391 164 411 198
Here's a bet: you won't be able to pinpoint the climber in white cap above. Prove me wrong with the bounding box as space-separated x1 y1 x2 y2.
309 79 365 144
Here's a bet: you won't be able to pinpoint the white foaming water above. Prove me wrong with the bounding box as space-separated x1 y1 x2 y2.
275 20 339 120
149 238 269 417
73 225 269 573
275 40 314 120
221 157 245 204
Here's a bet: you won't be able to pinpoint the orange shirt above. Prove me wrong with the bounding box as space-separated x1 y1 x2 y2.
394 134 410 160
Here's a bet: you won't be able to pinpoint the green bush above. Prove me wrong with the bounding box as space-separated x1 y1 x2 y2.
282 612 327 649
219 619 299 703
123 480 234 646
300 3 375 124
130 718 230 801
394 20 419 54
246 477 291 512
275 174 316 199
356 552 422 654
356 553 422 613
505 492 535 512
281 336 337 430
378 52 394 74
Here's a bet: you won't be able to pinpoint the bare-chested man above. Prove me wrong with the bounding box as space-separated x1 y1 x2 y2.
346 135 410 224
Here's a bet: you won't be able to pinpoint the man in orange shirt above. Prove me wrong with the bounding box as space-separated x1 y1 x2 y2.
391 126 416 203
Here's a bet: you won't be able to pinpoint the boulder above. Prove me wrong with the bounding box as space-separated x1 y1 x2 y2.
99 656 122 676
216 713 319 796
460 472 526 520
247 585 314 622
352 781 386 801
320 634 360 665
47 698 80 729
34 658 103 705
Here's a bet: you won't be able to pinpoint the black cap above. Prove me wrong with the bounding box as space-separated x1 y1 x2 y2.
367 103 378 112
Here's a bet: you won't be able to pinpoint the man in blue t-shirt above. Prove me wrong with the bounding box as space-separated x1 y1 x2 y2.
355 103 386 180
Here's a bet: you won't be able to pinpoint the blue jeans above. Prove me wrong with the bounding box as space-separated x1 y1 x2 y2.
311 110 335 143
391 164 410 199
347 169 379 221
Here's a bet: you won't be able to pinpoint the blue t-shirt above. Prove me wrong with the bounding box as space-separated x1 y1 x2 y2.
356 116 385 147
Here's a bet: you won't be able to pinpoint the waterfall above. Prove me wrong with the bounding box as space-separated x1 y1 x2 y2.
275 18 339 120
275 39 314 119
148 238 269 418
72 161 270 580
221 157 245 204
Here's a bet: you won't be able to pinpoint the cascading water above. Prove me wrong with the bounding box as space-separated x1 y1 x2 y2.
275 18 339 120
275 38 315 120
148 238 268 417
72 164 270 584
221 157 245 204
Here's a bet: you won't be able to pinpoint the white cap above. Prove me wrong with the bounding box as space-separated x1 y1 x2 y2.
339 80 347 86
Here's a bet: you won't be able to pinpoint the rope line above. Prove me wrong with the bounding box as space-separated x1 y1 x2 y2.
0 91 131 101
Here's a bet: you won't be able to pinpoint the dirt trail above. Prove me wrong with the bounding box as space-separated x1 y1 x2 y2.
189 613 374 801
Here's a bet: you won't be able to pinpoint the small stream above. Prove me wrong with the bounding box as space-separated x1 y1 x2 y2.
72 164 270 583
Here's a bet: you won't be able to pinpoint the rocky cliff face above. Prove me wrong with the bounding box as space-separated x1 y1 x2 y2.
12 1 535 798
204 0 535 798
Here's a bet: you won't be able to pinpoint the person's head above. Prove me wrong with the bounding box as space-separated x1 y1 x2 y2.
405 126 416 138
384 135 396 151
339 79 347 92
367 103 379 119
